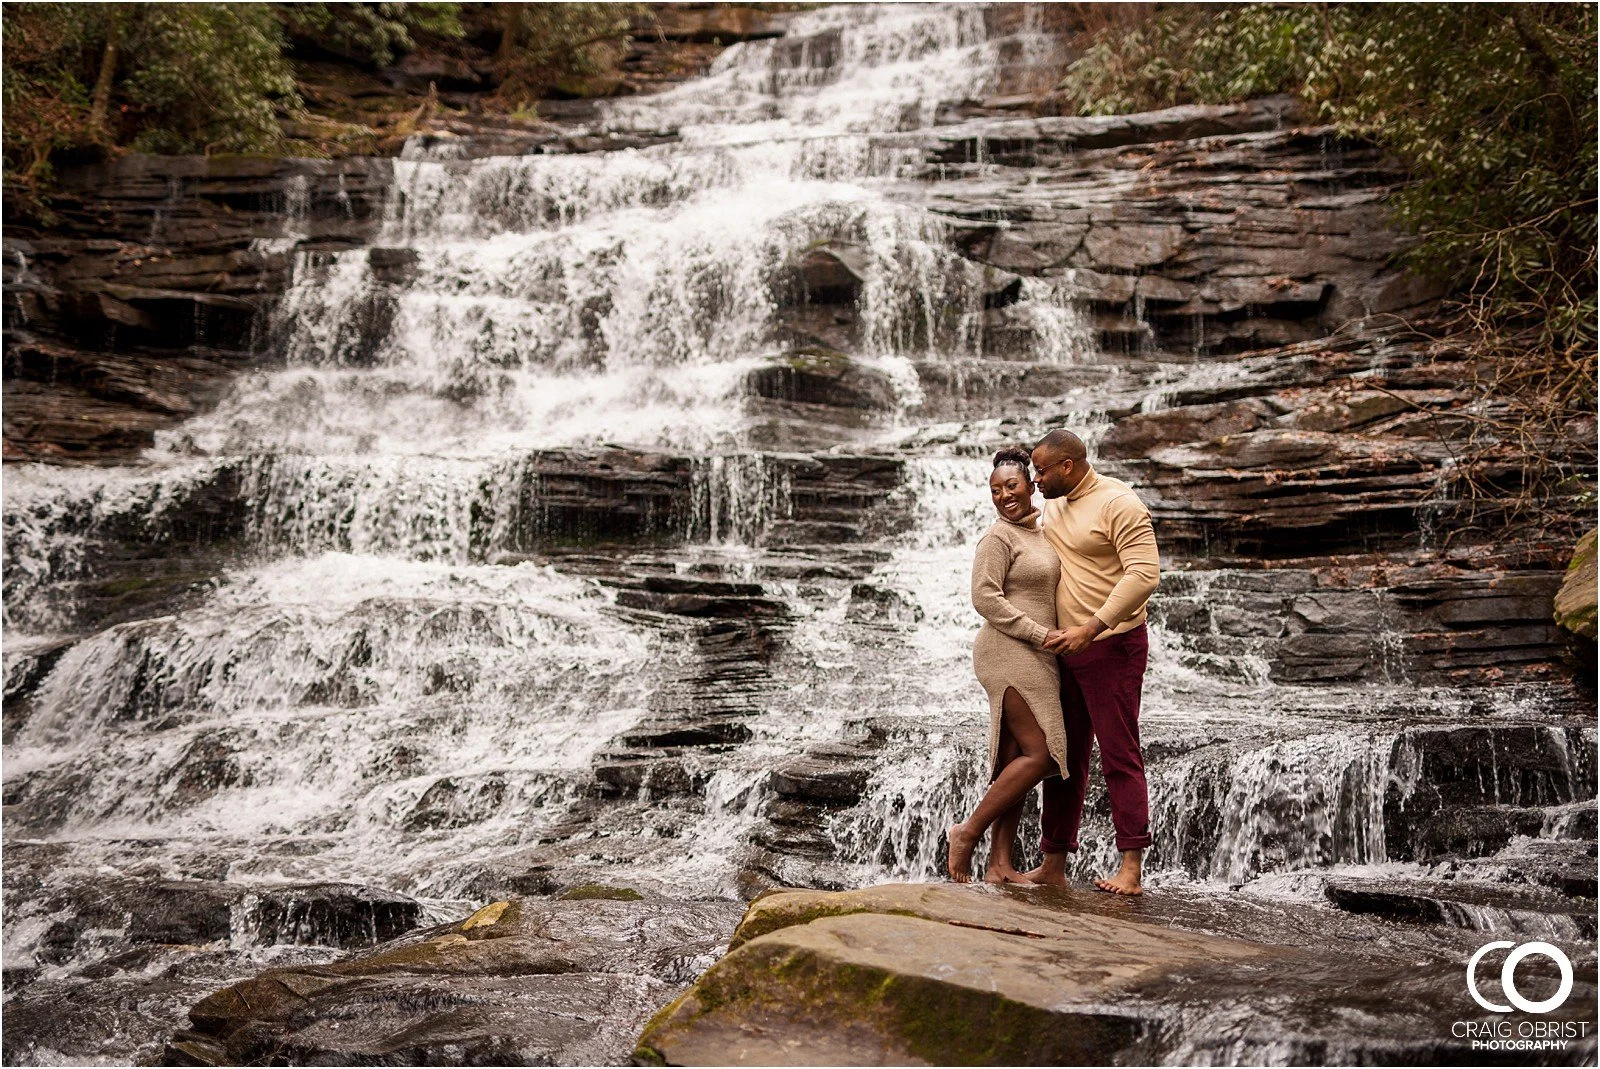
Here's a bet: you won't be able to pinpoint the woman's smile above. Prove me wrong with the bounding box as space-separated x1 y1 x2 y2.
990 469 1034 521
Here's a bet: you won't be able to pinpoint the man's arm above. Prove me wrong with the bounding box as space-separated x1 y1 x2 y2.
1092 492 1160 630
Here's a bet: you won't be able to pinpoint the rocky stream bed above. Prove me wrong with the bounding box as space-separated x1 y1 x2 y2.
3 5 1595 1066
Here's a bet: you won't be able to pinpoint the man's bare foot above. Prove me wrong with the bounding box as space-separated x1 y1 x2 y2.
1094 850 1143 896
947 823 978 883
982 865 1037 886
1021 851 1069 888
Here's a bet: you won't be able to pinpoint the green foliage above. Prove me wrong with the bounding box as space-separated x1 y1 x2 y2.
3 2 299 183
493 3 639 103
2 4 97 186
1 0 642 187
1055 3 1597 402
277 3 463 66
120 5 300 154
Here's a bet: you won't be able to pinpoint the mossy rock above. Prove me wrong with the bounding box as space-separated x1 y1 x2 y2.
1554 529 1597 640
557 882 644 901
636 883 1269 1065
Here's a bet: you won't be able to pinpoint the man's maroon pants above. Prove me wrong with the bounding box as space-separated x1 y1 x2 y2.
1039 623 1152 854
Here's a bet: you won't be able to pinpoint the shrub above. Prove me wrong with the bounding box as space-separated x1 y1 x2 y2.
277 2 464 67
2 2 299 186
1054 3 1596 411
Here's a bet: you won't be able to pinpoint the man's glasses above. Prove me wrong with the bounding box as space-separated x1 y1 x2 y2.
1035 456 1074 477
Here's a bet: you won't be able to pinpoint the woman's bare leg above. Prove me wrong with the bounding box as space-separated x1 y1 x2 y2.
948 688 1052 882
982 729 1029 883
983 798 1032 884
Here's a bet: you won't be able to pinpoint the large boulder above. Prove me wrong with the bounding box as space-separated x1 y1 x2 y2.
166 895 742 1067
1554 529 1597 641
636 883 1596 1066
638 884 1264 1065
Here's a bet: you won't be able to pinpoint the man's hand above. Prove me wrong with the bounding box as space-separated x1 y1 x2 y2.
1044 618 1106 656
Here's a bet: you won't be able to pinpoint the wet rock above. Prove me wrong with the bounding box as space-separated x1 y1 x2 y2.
593 751 706 796
4 968 241 1067
753 801 840 860
1324 877 1597 940
638 882 1544 1066
919 124 1437 356
4 379 193 460
1154 566 1572 685
745 349 897 410
23 879 238 966
641 575 764 598
616 586 786 619
4 335 237 416
167 896 742 1066
240 883 422 947
160 735 248 806
1462 837 1599 900
641 5 788 44
919 96 1302 166
2 637 73 734
1384 725 1596 861
845 582 924 625
619 719 754 749
770 746 872 805
1099 398 1281 459
366 246 420 285
6 155 391 458
786 243 869 307
1554 529 1597 640
402 774 510 831
9 874 425 971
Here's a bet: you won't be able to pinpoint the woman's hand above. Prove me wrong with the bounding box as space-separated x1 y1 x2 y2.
1043 620 1105 655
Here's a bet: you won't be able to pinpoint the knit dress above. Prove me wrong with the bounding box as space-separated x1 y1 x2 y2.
970 510 1070 781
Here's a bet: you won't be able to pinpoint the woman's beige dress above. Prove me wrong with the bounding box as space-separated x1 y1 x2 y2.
970 509 1069 780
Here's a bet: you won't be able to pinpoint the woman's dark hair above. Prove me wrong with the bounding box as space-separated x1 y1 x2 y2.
991 447 1032 479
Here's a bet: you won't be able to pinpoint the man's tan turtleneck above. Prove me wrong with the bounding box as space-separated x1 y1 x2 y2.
1040 468 1160 639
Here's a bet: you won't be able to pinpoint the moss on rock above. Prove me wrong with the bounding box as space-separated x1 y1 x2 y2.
636 884 1266 1065
1554 529 1597 640
557 882 644 901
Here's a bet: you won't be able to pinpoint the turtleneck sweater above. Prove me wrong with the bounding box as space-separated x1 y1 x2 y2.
1040 469 1160 639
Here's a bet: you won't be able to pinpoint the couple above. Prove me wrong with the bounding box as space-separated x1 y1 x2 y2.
948 429 1159 895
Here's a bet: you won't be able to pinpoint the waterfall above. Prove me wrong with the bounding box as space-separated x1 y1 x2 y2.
4 7 1590 1022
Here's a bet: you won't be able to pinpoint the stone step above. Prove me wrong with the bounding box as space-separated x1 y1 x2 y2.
1324 877 1597 940
769 746 874 806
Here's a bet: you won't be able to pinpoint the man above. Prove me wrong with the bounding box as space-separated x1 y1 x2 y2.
1026 428 1159 895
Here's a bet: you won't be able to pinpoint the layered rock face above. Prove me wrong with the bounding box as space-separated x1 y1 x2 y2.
3 5 1594 1067
4 157 388 459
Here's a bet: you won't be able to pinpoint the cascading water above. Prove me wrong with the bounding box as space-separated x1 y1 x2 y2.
5 4 1595 1064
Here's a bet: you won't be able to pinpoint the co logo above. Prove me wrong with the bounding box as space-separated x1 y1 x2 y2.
1467 941 1574 1014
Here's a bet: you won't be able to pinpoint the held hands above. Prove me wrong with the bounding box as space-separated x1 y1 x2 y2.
1042 619 1105 656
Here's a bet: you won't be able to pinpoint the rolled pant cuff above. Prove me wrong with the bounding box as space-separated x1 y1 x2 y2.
1038 837 1077 855
1114 834 1153 852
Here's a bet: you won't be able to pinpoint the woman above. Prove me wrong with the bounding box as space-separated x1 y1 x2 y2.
947 447 1070 884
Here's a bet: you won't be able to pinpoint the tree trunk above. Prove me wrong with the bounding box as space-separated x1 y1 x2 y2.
87 34 121 146
496 4 528 69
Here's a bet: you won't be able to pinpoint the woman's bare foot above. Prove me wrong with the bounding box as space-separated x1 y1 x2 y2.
984 866 1038 886
1094 850 1143 896
947 823 978 883
1021 851 1069 888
